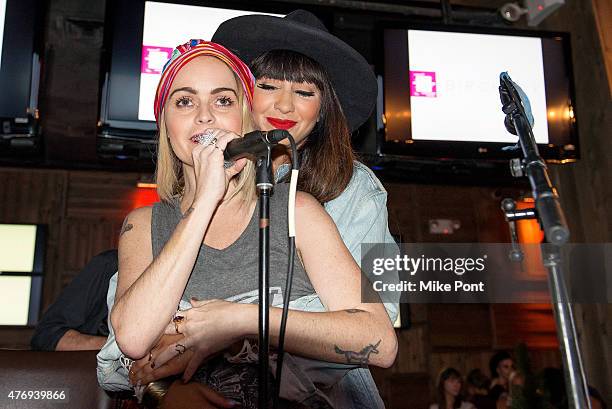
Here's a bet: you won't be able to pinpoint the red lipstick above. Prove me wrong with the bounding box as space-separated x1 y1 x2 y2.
266 117 297 130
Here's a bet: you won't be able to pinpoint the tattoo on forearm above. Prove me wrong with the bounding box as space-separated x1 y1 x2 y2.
120 219 133 237
182 207 194 219
344 309 366 314
334 340 381 366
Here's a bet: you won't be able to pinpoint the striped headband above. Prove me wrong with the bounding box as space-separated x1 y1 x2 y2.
153 39 255 126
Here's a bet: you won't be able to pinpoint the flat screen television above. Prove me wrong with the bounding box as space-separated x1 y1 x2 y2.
0 224 46 327
380 25 578 163
98 0 288 159
0 0 42 149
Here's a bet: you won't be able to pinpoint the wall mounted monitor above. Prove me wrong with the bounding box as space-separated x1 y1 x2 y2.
381 25 578 162
98 0 287 157
0 0 41 145
0 224 46 326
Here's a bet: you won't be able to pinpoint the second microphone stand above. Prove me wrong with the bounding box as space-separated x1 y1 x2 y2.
499 73 590 409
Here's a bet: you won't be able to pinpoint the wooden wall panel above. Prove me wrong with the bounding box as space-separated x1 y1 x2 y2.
386 183 523 244
491 304 558 349
0 168 67 223
410 303 428 324
58 218 122 288
393 325 429 374
428 304 492 349
371 371 431 409
571 303 612 398
385 183 420 242
66 171 143 219
0 167 143 348
386 183 484 243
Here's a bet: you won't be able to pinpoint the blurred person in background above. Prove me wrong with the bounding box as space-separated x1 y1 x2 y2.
31 249 117 351
430 367 475 409
465 369 496 409
489 351 514 399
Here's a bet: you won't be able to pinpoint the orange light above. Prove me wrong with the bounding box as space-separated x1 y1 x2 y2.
516 198 543 243
516 199 546 277
132 187 159 209
136 182 157 189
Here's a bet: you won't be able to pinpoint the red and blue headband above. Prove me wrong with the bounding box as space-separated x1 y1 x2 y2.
153 39 255 126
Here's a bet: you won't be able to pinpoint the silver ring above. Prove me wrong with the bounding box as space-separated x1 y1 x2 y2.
193 129 216 146
175 343 186 355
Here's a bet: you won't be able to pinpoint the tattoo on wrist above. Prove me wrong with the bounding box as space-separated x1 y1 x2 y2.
182 207 194 219
344 309 366 314
334 340 381 366
120 219 133 237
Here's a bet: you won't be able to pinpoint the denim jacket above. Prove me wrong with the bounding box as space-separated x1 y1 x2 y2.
98 161 398 408
281 161 400 322
279 161 400 409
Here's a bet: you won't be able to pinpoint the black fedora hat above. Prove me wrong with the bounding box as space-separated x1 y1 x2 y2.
212 10 377 132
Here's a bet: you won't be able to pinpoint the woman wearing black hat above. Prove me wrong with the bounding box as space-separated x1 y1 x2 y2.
212 10 399 409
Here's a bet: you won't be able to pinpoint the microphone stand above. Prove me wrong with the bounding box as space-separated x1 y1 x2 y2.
498 73 590 409
255 145 274 409
227 129 292 408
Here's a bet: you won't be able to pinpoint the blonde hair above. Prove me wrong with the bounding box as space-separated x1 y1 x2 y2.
155 63 257 205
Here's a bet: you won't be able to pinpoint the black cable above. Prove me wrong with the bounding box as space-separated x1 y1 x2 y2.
272 133 298 409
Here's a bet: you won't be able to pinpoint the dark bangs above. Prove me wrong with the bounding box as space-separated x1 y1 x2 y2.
251 49 354 204
440 367 462 382
251 50 327 90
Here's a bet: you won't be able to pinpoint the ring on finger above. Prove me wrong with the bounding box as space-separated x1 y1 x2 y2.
173 315 184 334
193 129 216 146
175 343 186 355
173 315 184 333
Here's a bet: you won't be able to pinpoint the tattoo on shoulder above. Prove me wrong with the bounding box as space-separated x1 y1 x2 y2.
345 309 366 314
182 207 194 219
120 219 134 237
334 340 381 366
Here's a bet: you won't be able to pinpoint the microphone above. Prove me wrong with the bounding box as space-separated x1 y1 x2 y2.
499 72 535 135
224 130 290 161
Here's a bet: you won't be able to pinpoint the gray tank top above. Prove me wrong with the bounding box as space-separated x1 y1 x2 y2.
151 183 315 305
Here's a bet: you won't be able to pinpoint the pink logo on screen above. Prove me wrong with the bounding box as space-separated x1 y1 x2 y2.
141 46 174 74
410 71 437 97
